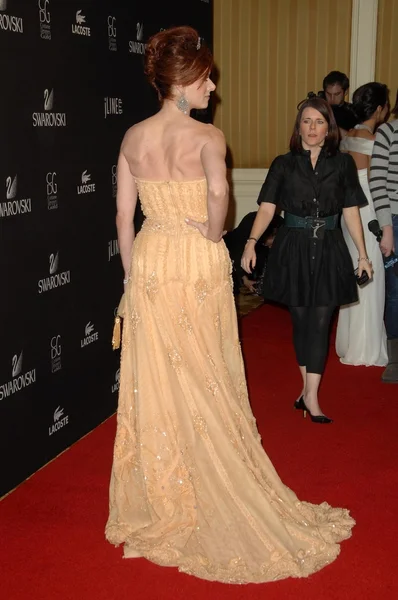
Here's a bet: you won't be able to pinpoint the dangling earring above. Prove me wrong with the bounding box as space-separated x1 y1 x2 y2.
176 93 189 115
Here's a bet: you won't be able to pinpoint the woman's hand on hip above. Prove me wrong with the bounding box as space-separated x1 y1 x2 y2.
185 218 226 242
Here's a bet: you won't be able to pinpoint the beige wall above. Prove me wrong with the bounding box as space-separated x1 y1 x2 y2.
375 0 398 104
213 0 352 168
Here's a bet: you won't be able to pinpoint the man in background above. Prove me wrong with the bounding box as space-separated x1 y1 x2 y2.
318 70 358 136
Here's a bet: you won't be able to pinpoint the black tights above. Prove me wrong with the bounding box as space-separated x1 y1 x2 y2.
289 306 335 375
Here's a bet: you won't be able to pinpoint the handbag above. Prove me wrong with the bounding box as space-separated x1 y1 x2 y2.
112 293 126 350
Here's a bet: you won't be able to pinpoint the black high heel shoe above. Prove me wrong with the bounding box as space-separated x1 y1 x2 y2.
293 396 305 410
301 399 333 424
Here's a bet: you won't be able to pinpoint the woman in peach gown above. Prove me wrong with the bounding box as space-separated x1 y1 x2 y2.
105 26 355 583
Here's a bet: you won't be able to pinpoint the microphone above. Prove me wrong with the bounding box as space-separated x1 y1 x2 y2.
368 220 398 276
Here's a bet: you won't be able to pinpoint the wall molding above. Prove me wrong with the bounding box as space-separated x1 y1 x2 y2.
350 0 379 97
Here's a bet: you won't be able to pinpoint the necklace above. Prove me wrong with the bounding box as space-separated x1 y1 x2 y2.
354 123 373 134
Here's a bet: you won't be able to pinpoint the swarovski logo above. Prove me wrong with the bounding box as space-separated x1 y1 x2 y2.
107 15 116 51
38 251 71 293
72 9 90 36
49 251 59 274
104 97 123 119
49 405 69 436
112 368 120 393
46 171 57 210
12 351 23 378
81 321 99 348
77 170 95 194
108 239 119 261
1 174 32 219
6 174 17 199
0 351 36 402
38 0 51 40
129 22 146 54
44 88 53 111
50 334 61 373
32 89 67 127
0 0 23 34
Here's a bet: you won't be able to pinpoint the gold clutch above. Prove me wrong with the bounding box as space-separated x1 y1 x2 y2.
112 293 126 350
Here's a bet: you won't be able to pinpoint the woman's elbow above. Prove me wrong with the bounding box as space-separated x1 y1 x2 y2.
208 182 229 199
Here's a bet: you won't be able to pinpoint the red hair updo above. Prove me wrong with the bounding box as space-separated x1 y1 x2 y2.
145 26 213 101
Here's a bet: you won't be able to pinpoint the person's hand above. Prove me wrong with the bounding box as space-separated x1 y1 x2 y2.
357 257 373 280
185 218 226 242
242 275 256 293
241 240 256 273
380 225 394 257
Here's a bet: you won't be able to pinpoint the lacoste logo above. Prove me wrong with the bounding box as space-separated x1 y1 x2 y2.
85 321 95 336
81 170 91 184
54 406 64 421
76 10 85 24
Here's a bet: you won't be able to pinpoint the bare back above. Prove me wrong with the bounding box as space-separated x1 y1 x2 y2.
121 112 220 182
341 126 375 172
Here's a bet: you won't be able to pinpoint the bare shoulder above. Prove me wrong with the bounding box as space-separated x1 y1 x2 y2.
121 116 157 148
199 123 226 151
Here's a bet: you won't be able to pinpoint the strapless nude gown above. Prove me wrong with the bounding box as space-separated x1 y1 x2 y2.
105 178 355 583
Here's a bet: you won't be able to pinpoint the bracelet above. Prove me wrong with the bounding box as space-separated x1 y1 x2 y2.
358 257 371 263
123 278 129 284
246 237 258 243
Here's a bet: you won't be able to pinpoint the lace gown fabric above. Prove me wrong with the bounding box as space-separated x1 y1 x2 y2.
105 178 355 583
336 136 388 366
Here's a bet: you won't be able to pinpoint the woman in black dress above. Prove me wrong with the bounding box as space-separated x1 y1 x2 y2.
241 97 373 423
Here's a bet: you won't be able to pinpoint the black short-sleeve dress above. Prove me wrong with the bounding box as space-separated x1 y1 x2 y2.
257 148 367 307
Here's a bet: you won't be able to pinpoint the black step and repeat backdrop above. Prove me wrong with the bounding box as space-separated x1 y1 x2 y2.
0 0 213 496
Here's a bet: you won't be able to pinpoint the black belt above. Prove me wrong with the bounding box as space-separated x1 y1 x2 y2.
284 212 338 239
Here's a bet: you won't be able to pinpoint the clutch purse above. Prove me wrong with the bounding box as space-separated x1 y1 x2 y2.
112 293 126 350
354 267 370 287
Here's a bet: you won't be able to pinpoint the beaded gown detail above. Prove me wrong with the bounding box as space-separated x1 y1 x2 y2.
105 178 355 583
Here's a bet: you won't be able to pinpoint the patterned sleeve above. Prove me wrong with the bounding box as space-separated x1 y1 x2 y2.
257 156 285 205
369 122 393 228
342 153 368 208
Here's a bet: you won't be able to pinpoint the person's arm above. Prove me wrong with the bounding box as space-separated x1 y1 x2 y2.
241 156 284 273
370 123 394 256
185 127 229 242
341 153 372 278
115 148 138 282
200 127 229 242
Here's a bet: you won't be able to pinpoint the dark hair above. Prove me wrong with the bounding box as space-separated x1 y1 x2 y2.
145 26 213 101
323 70 349 92
352 82 390 122
392 90 398 118
290 97 339 154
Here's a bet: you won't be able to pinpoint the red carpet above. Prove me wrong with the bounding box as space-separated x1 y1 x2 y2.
1 303 397 600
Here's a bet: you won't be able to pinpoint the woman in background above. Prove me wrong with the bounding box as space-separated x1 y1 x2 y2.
336 82 389 367
242 97 372 423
